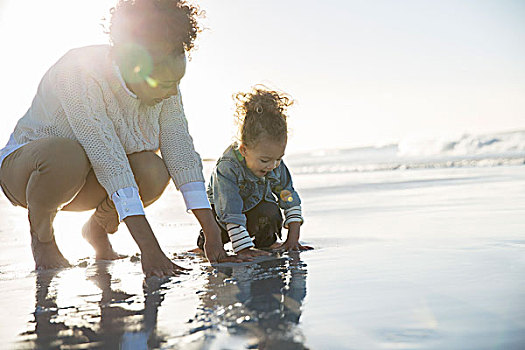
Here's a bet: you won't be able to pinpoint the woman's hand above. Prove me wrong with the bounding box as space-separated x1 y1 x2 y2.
124 215 190 277
203 236 250 263
141 251 189 278
193 208 252 264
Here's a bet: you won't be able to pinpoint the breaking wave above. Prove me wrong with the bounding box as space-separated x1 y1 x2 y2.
287 130 525 174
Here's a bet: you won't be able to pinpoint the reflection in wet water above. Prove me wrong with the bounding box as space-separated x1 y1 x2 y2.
15 253 309 349
191 252 308 349
18 262 169 349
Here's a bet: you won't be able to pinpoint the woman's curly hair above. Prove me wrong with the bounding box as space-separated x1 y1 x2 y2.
107 0 202 54
234 86 294 148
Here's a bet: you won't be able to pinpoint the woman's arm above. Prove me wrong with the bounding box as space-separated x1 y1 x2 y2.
192 208 255 263
158 89 206 187
124 215 190 277
158 93 264 261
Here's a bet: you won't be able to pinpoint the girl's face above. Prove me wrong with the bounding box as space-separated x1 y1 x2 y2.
127 51 186 106
239 138 287 178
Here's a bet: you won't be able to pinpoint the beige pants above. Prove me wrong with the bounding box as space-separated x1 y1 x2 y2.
0 137 170 242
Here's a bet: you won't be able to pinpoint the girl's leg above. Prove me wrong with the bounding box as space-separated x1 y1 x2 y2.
196 202 283 251
245 201 283 249
63 151 170 260
0 138 91 269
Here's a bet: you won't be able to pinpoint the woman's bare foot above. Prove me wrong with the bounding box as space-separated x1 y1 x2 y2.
188 247 204 254
31 236 71 270
82 216 126 261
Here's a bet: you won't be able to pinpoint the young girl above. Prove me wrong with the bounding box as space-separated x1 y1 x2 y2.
0 0 249 277
197 86 313 254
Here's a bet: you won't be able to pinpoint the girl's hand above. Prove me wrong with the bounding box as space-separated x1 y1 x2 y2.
204 239 251 264
237 247 271 258
275 240 313 252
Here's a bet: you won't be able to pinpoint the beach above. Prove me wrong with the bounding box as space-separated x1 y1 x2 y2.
1 0 524 347
1 135 525 349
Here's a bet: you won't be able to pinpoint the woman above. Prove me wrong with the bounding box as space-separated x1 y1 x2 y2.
0 0 266 277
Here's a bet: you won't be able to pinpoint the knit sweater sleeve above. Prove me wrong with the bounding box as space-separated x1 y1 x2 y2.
54 59 138 196
159 86 205 189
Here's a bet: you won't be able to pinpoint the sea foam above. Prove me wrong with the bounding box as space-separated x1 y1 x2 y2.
287 130 525 174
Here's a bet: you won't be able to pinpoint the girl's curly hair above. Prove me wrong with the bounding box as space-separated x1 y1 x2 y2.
107 0 202 54
234 86 294 148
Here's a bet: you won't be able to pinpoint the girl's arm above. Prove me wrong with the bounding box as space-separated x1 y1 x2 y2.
276 222 313 251
273 162 313 251
212 161 269 257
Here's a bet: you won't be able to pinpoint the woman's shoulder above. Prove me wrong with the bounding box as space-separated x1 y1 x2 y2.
57 45 109 63
52 45 112 75
66 44 109 55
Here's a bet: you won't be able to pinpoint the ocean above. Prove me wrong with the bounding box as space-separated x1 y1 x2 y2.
0 130 524 349
287 129 525 174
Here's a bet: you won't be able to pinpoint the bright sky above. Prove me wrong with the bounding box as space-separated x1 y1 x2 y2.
0 0 524 158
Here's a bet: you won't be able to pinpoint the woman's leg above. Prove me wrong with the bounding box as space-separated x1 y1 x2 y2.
0 138 91 269
245 201 283 249
63 151 170 260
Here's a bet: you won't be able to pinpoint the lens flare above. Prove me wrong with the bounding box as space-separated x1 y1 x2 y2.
115 43 153 84
145 76 158 88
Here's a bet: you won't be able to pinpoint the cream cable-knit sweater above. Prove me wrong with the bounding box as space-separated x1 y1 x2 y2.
3 45 204 196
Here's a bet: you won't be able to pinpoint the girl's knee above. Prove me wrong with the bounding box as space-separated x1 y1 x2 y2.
246 201 283 248
248 201 282 222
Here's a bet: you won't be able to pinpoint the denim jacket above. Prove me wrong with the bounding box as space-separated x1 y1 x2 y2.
208 145 301 228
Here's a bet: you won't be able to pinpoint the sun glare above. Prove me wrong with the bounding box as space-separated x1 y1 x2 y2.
0 0 115 146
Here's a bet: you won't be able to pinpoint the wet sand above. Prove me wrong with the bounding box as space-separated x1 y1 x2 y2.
1 164 525 349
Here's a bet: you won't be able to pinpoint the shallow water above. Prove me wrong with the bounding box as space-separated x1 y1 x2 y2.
1 165 525 349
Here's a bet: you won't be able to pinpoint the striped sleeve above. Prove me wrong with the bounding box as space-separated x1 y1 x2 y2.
284 205 303 228
226 223 254 253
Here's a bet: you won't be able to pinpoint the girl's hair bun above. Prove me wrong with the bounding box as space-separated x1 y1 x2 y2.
237 86 293 121
234 85 294 147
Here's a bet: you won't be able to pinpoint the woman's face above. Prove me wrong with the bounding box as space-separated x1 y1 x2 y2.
130 52 186 106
